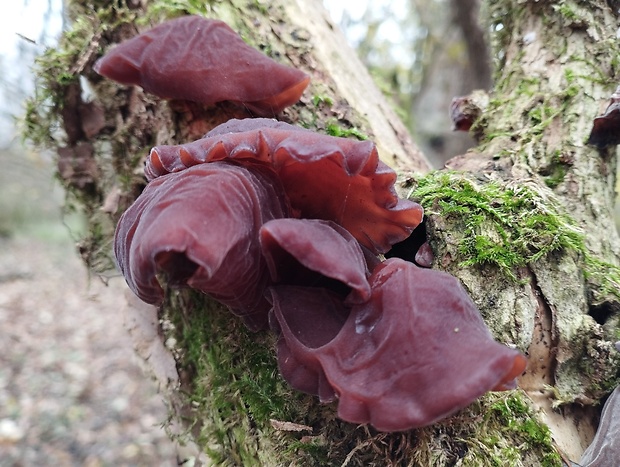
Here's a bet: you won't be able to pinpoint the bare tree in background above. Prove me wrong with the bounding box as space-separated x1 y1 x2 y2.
336 0 492 166
0 1 66 235
0 0 64 148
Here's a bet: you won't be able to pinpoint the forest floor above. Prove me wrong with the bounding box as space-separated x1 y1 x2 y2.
0 235 179 466
0 146 179 466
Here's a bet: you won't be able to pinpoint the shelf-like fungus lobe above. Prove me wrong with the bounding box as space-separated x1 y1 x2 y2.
94 16 310 115
587 85 620 148
114 126 526 431
114 162 290 330
259 218 372 302
270 257 527 432
146 118 424 254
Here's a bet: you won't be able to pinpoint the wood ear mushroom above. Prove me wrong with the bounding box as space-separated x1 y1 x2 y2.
94 16 310 116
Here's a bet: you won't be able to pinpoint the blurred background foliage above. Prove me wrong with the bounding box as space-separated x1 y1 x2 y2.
0 0 75 241
324 0 490 166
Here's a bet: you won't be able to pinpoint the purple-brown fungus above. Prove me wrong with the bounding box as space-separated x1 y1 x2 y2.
260 218 372 303
94 16 310 116
146 118 424 254
112 111 525 430
114 162 289 330
450 91 488 132
587 85 620 148
269 251 527 431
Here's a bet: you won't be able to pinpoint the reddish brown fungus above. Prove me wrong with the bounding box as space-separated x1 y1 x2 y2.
271 258 527 432
413 241 434 268
114 162 290 330
111 109 524 430
450 96 476 132
93 16 310 116
260 218 371 302
587 85 620 148
146 118 424 254
450 92 487 132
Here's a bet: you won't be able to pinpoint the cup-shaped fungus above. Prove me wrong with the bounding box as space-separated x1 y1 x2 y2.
146 118 424 254
113 118 525 432
259 218 372 302
269 255 527 432
587 85 620 148
114 162 290 330
93 16 310 116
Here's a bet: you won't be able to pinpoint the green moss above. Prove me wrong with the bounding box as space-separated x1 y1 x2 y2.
585 256 620 303
312 94 334 108
540 151 570 189
325 121 368 140
453 392 562 466
23 27 91 146
285 439 329 463
485 1 525 72
411 171 585 279
555 3 579 22
160 285 569 466
542 165 568 189
163 290 318 465
482 393 560 466
411 170 620 304
491 393 552 448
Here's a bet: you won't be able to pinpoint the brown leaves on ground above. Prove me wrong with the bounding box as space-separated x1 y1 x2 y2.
0 237 177 466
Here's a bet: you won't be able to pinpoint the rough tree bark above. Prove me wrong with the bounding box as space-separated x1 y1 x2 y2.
25 0 619 465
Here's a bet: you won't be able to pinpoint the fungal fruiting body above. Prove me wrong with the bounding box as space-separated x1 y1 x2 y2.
93 16 310 116
587 85 620 148
146 118 424 254
113 118 526 431
259 218 372 303
114 162 290 331
262 219 526 431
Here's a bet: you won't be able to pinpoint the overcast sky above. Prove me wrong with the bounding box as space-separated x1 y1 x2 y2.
0 0 63 56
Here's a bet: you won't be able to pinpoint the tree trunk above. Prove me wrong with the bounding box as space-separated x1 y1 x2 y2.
25 0 619 465
435 0 620 461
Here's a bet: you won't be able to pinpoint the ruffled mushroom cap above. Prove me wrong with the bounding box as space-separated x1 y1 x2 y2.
259 218 371 302
93 16 310 116
147 118 424 254
271 257 527 432
114 162 289 330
